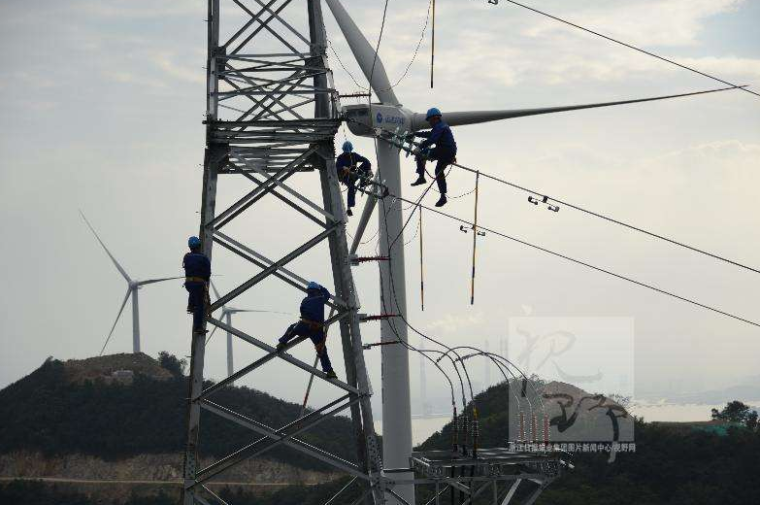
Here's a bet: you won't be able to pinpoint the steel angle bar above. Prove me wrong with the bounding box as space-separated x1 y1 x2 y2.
205 317 360 394
521 485 546 505
223 71 331 94
192 494 215 505
199 485 231 505
212 236 314 295
229 0 301 55
349 489 373 505
219 170 324 228
221 0 281 50
217 118 340 128
233 52 312 58
243 162 337 221
195 394 357 484
207 167 295 230
388 488 413 505
221 74 310 120
389 474 546 486
461 480 494 505
211 230 349 308
225 58 329 74
210 226 337 311
199 400 367 478
207 148 313 229
199 311 349 399
198 335 308 400
501 479 521 505
249 0 311 45
221 76 291 123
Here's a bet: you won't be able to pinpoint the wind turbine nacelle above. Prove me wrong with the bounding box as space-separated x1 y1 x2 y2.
343 104 416 137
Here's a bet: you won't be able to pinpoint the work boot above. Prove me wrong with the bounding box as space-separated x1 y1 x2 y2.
411 176 426 187
276 342 286 352
325 370 338 380
347 208 353 216
435 194 448 207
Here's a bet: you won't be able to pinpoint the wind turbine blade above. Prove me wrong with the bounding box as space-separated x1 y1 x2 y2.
324 0 400 105
232 309 294 315
205 324 220 345
411 85 745 130
137 276 185 286
209 280 221 300
100 288 132 356
79 210 132 283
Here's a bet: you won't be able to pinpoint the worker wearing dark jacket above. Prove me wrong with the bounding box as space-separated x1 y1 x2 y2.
336 140 372 216
410 107 457 207
277 281 337 379
183 236 211 334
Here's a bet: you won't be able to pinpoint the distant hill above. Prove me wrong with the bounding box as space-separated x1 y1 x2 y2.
0 354 358 472
417 379 627 451
417 380 760 505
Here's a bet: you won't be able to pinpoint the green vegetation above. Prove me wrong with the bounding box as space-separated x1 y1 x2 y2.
712 400 758 430
2 359 758 504
0 356 357 470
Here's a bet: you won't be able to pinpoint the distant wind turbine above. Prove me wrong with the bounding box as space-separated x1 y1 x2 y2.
206 280 293 379
80 211 183 355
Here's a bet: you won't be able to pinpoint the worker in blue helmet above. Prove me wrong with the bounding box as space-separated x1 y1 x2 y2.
335 140 372 216
409 107 457 207
277 281 338 379
183 236 211 335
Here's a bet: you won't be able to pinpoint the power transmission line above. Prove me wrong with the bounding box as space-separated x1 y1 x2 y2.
372 131 760 276
501 0 759 99
376 188 760 330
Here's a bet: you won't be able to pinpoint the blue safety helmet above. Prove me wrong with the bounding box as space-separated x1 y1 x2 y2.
307 281 320 291
342 140 354 153
188 236 201 249
425 107 442 120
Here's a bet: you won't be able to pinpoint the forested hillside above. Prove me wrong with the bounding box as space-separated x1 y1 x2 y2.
0 355 357 470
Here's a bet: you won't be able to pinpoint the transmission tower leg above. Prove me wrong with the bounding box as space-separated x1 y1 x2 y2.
181 0 388 503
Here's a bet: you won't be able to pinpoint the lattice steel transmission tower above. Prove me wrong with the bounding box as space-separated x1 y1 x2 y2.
181 1 387 503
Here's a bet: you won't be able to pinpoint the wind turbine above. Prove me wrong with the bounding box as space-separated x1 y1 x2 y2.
206 280 293 379
323 1 741 502
80 211 183 355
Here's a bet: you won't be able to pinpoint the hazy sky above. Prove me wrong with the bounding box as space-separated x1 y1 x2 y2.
1 0 758 415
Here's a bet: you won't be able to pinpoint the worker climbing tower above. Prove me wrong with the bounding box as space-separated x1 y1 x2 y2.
181 1 386 503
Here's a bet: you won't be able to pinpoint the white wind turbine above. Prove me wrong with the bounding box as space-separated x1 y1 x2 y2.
323 1 741 501
206 280 293 379
80 211 183 355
